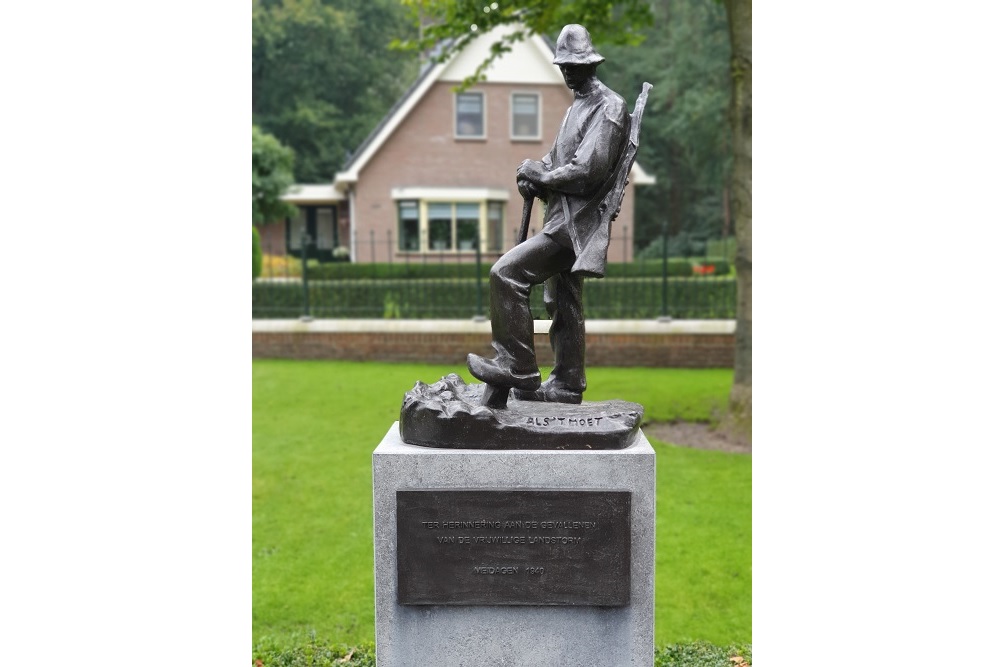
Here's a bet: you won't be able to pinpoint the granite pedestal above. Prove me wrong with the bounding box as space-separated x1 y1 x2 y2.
372 422 656 666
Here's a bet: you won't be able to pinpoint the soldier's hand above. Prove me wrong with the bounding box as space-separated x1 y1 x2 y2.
517 177 542 200
516 159 546 184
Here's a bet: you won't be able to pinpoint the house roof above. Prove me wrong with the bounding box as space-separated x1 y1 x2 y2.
333 23 655 192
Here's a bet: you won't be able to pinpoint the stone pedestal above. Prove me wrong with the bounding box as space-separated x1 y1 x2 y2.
373 422 656 667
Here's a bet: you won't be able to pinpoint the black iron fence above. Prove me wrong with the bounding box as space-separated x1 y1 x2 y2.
253 230 736 320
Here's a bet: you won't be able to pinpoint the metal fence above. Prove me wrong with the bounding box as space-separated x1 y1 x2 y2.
253 229 736 320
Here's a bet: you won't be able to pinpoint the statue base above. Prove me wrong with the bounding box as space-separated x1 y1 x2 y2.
399 374 644 450
373 423 656 666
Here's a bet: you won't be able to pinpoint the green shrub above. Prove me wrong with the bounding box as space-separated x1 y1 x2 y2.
253 227 263 280
305 262 489 281
639 236 738 264
605 260 693 278
705 238 737 263
636 233 709 260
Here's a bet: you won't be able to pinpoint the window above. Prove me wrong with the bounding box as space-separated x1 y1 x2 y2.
315 208 335 250
396 200 507 253
286 206 338 260
428 203 453 250
455 203 480 250
398 201 419 251
456 92 484 138
511 93 540 139
487 202 504 252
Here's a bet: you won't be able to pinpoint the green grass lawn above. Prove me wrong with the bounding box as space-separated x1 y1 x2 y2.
253 360 750 648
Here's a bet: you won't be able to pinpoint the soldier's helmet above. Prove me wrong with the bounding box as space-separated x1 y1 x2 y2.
552 24 605 66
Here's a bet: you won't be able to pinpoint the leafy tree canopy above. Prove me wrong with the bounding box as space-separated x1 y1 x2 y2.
253 125 298 224
253 0 420 182
394 0 653 88
599 0 731 254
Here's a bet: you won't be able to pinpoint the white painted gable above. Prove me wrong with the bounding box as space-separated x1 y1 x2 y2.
440 24 564 85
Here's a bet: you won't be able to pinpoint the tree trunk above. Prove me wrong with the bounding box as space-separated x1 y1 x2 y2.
723 0 751 440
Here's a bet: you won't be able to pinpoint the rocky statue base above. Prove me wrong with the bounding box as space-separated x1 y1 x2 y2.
373 423 656 667
399 374 643 450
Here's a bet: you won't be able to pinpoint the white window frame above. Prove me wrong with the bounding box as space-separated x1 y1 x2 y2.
396 200 421 252
454 91 486 139
510 91 541 141
288 208 306 250
425 202 481 252
392 189 510 254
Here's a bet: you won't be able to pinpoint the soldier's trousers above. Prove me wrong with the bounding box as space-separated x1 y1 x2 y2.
487 232 586 392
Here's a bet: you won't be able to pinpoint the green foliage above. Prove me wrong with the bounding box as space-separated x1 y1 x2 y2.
655 642 752 666
253 227 264 279
253 126 298 224
637 234 711 260
252 276 735 319
253 361 750 649
394 0 653 89
253 0 419 181
705 238 737 263
600 0 732 252
382 292 401 319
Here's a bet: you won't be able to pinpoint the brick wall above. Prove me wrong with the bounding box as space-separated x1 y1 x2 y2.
252 321 734 368
354 81 638 263
256 222 286 255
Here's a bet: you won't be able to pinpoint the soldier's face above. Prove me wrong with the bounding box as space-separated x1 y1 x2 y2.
560 65 593 90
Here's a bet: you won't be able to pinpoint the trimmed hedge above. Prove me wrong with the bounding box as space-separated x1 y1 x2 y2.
252 276 735 320
605 259 694 278
302 259 695 281
305 262 489 280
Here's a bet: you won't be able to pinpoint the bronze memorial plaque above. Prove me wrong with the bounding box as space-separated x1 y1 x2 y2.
396 490 630 606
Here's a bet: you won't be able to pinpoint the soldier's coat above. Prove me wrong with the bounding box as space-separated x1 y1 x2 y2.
537 79 629 278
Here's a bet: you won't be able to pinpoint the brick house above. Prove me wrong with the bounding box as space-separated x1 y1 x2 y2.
257 23 653 263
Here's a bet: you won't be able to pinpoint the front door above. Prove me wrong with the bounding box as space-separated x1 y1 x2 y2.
287 206 338 261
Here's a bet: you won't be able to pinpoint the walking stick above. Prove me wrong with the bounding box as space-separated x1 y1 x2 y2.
517 193 533 245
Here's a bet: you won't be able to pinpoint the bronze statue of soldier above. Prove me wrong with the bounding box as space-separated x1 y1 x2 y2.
468 24 650 409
